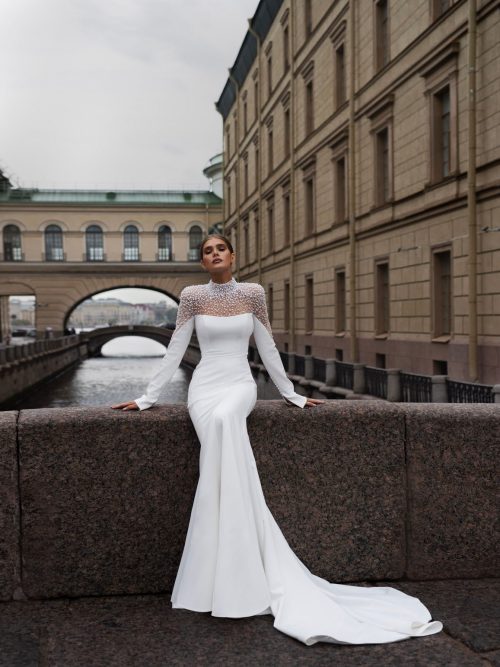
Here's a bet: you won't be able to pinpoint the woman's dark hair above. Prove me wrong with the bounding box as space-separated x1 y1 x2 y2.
199 233 234 261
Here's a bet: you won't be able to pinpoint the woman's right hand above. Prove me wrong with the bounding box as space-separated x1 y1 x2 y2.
111 401 140 411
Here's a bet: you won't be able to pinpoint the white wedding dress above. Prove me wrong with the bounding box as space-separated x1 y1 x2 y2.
134 277 442 646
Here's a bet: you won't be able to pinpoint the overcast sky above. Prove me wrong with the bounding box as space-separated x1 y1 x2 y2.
1 0 257 191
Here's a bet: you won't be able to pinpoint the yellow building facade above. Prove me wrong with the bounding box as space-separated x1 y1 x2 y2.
217 0 500 384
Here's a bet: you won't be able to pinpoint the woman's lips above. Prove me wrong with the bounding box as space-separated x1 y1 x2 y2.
212 259 222 264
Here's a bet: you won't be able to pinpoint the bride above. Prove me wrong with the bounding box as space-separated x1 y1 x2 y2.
112 233 442 646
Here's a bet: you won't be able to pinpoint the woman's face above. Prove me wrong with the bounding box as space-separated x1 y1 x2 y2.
200 238 235 274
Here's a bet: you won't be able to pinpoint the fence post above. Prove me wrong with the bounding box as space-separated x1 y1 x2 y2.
493 385 500 404
386 369 401 402
431 375 448 402
325 358 336 386
304 354 314 380
353 363 366 394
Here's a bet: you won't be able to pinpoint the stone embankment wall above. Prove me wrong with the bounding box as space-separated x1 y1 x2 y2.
0 336 85 405
0 402 497 602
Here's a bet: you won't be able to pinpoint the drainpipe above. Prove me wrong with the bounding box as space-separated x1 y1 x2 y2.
247 19 263 285
467 0 478 380
348 0 358 362
228 70 241 279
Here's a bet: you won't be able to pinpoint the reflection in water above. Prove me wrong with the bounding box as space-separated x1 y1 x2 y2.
8 336 191 409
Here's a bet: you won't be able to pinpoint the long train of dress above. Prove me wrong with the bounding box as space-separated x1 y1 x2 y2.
135 278 442 646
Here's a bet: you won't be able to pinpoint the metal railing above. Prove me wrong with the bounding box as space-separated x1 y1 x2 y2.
279 351 289 371
401 372 432 402
336 361 354 390
365 365 388 399
447 379 494 403
313 357 326 383
294 354 305 377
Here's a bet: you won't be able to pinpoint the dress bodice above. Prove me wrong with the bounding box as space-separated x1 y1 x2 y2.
195 313 254 357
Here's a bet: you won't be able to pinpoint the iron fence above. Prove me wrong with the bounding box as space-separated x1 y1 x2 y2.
313 357 326 383
335 361 354 390
447 379 494 403
365 366 388 399
401 372 432 402
294 354 305 377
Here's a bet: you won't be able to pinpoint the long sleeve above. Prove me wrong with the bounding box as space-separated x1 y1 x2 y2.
251 285 307 409
134 288 195 411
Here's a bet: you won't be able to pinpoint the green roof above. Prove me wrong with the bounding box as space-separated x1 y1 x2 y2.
0 188 222 206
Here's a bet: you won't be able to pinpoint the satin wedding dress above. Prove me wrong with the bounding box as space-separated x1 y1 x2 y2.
134 277 442 646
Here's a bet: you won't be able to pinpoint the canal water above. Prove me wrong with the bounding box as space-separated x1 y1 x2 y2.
6 336 191 410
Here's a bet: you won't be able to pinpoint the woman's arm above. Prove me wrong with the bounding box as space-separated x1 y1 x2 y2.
133 287 195 410
251 284 307 409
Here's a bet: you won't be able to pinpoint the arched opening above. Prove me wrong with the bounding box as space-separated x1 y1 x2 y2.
158 225 172 261
44 224 64 261
3 224 22 261
66 287 179 356
188 225 203 261
86 225 104 261
123 224 139 261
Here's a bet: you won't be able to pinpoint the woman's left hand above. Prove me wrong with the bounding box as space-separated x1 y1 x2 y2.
304 398 325 408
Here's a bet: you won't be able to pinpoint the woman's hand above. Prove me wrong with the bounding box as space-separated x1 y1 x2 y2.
111 401 140 411
304 398 325 408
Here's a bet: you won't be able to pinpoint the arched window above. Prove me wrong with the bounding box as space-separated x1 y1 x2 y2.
123 224 139 261
158 225 172 261
44 224 64 261
86 225 104 261
188 225 203 261
3 224 22 261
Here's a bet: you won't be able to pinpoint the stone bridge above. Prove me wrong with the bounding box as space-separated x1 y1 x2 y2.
82 325 175 357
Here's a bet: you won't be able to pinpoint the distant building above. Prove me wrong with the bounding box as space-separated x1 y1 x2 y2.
216 0 500 383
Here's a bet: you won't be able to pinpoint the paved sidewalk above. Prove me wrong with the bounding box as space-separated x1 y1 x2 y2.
1 579 498 666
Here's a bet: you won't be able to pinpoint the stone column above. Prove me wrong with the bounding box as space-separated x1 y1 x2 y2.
353 363 366 394
431 375 449 402
0 295 10 344
325 358 336 386
493 385 500 404
386 369 401 402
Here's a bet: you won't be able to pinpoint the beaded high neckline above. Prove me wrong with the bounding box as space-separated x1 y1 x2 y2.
207 277 237 293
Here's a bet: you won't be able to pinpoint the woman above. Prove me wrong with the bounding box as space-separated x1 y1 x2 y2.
112 233 442 646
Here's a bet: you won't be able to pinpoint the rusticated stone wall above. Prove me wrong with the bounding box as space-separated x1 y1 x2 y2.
0 402 497 602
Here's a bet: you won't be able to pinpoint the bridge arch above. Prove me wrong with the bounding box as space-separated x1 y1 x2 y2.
82 325 176 357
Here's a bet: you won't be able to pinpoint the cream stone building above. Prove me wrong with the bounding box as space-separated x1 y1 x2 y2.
0 156 223 337
217 0 500 384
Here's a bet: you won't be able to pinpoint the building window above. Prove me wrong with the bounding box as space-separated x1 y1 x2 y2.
243 219 249 266
375 261 390 334
283 24 290 72
283 191 291 246
255 145 260 191
432 0 451 20
254 212 260 262
335 156 347 223
188 225 203 261
304 0 312 37
335 43 346 107
86 224 104 261
226 125 231 159
243 98 248 133
374 0 390 71
254 79 259 121
376 353 386 368
335 269 346 332
45 224 64 261
268 284 274 324
375 126 390 205
123 224 139 261
3 224 22 261
305 275 314 333
305 79 314 135
304 175 315 236
267 126 274 174
284 279 290 330
227 177 232 216
433 249 452 337
157 225 172 261
267 52 273 97
267 199 274 253
243 159 249 199
284 107 291 158
432 85 451 180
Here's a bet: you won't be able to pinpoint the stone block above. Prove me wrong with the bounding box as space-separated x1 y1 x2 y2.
0 411 20 601
402 404 499 580
19 406 199 599
248 400 406 583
